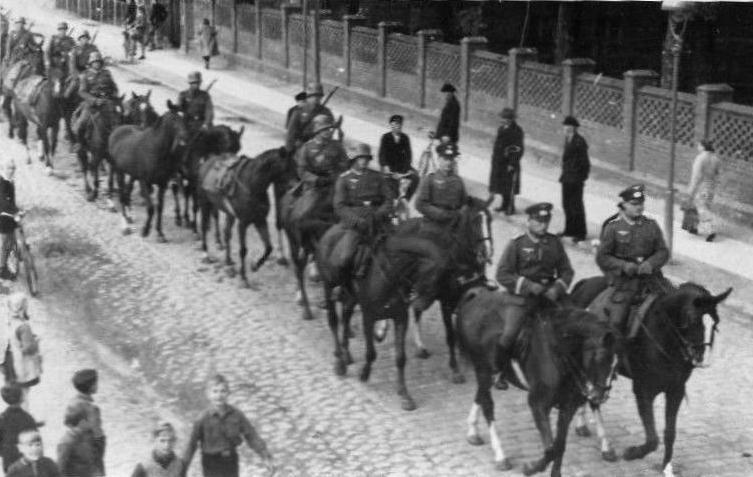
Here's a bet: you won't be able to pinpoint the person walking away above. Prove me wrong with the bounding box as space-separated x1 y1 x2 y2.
133 6 149 60
488 107 524 215
0 162 18 280
559 115 590 243
494 202 573 389
6 429 60 477
286 91 306 129
148 0 169 50
130 422 185 477
435 83 459 145
378 114 419 202
0 384 37 472
687 139 721 242
177 71 214 136
4 293 41 412
57 407 98 477
184 374 274 477
198 19 218 70
66 369 105 476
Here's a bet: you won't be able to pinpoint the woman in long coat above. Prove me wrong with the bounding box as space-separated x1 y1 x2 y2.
488 108 524 214
688 139 722 242
3 293 41 411
198 18 218 70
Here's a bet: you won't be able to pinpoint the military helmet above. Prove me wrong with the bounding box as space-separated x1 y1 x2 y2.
87 51 103 65
57 22 69 31
350 143 372 162
307 82 324 98
312 114 334 135
78 30 91 40
14 17 26 26
187 71 202 84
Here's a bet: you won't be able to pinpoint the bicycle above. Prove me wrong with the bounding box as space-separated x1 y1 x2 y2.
1 212 39 296
416 132 438 178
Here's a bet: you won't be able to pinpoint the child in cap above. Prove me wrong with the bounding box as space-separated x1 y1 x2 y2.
131 422 185 477
67 369 105 476
57 406 98 477
0 384 37 471
6 429 60 477
184 374 274 477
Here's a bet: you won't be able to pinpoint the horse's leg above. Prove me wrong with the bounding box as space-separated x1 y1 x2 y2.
155 183 167 242
199 201 213 262
88 151 100 202
251 222 273 272
213 209 224 250
340 289 356 366
523 397 556 476
116 172 132 235
660 386 685 477
49 122 59 169
223 214 235 266
105 162 116 211
171 178 182 227
295 247 314 321
549 399 580 477
623 385 661 460
574 405 592 437
442 302 464 384
77 147 92 197
35 123 45 163
140 180 154 237
326 284 346 376
238 222 250 287
393 307 415 411
592 405 617 461
3 96 14 139
412 311 429 358
17 115 30 164
358 308 377 383
189 184 200 235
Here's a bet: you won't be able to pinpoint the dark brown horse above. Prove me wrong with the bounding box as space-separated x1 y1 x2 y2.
570 277 732 477
315 197 493 411
456 291 620 476
108 100 188 241
123 90 158 128
197 146 297 286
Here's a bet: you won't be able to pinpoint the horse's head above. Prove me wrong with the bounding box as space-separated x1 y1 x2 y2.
165 99 189 150
670 283 732 367
125 89 158 127
453 196 494 276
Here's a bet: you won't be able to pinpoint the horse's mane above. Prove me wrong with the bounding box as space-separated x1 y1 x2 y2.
550 308 617 352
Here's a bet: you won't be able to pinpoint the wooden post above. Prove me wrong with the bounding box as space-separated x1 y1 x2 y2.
377 21 400 98
281 6 301 70
416 29 442 109
342 15 366 88
302 0 308 87
312 0 320 84
695 83 734 141
255 0 262 60
561 58 595 117
623 70 660 170
507 47 537 112
460 36 487 122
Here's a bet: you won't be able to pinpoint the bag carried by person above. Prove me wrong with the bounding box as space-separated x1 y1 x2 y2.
681 204 699 234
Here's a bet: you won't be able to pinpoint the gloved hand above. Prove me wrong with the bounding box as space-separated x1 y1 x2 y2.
637 261 653 275
623 262 639 277
543 286 559 302
527 282 545 296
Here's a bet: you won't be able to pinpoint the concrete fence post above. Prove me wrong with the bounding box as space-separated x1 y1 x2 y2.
623 70 660 170
416 29 442 109
255 2 262 60
460 36 487 122
561 58 595 117
695 84 734 142
377 22 401 98
342 15 366 88
281 6 301 70
507 47 537 112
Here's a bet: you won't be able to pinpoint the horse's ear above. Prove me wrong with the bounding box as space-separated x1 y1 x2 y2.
713 287 732 305
131 91 137 100
278 146 288 157
238 125 245 137
166 99 175 111
146 89 152 100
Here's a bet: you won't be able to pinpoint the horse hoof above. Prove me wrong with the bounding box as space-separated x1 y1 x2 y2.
141 230 149 238
522 462 539 476
86 194 96 203
400 396 417 411
575 425 591 438
466 435 484 446
175 218 182 227
602 449 618 462
450 372 466 384
121 227 132 236
415 348 431 359
334 360 346 377
623 446 647 461
126 216 134 225
276 257 289 267
302 309 315 321
157 236 168 244
495 458 513 471
45 166 53 176
359 367 371 382
344 350 354 365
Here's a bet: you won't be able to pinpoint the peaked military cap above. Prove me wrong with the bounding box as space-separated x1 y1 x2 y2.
525 202 553 221
14 17 26 25
562 115 580 127
389 114 403 124
619 184 646 204
87 51 103 64
58 22 69 30
436 142 459 158
307 82 324 97
499 107 515 120
440 83 456 93
187 71 202 83
350 143 373 161
294 91 307 101
78 30 91 40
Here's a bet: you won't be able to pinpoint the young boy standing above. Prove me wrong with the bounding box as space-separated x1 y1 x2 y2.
57 407 98 477
0 385 37 472
6 429 61 477
66 369 105 476
131 422 185 477
184 374 275 477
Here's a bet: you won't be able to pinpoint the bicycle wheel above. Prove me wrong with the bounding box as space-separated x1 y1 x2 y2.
19 245 39 297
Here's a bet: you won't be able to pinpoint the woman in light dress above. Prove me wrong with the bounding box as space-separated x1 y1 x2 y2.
688 139 722 242
1 292 42 410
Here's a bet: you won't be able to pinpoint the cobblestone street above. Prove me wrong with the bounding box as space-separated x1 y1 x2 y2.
3 1 753 476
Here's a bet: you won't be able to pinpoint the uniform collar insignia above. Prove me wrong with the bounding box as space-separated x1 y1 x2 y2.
522 247 534 253
617 230 629 236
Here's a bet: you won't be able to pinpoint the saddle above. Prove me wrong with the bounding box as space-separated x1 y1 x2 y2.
200 153 246 198
590 285 659 340
14 75 45 107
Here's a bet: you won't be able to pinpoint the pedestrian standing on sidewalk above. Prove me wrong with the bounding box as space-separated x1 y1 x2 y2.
435 83 459 145
134 6 149 60
148 0 168 50
184 374 275 477
286 91 307 129
198 19 218 70
488 107 524 215
66 369 105 476
3 293 41 412
687 139 721 242
0 384 37 472
6 429 60 477
559 115 590 243
130 422 185 477
124 0 138 26
0 161 18 280
57 407 98 477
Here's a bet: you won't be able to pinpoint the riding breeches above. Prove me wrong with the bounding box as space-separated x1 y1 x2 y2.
71 102 91 138
290 186 334 231
384 235 447 301
330 226 360 273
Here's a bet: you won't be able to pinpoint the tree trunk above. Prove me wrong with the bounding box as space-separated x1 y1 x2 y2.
553 2 572 64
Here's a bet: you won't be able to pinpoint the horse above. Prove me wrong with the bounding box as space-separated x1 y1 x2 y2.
315 197 493 411
456 290 621 476
196 146 297 286
107 100 188 241
123 90 158 128
1 58 39 137
569 277 732 477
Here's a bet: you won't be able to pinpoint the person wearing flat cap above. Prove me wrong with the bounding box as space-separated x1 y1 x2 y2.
596 184 671 332
559 115 590 243
67 368 106 476
434 83 460 145
286 91 307 129
329 143 394 278
378 115 419 201
489 107 524 215
494 202 573 389
285 82 335 153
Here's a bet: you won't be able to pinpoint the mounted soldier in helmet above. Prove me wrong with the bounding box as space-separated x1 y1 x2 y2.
68 30 98 76
329 143 394 279
71 51 119 145
285 82 334 154
46 22 74 71
176 71 213 136
4 17 37 66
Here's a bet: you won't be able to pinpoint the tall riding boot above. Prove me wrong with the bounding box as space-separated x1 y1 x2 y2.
354 245 370 278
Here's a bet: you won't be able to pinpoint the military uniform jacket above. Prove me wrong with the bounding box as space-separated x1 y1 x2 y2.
177 89 213 126
46 34 74 65
285 103 334 151
78 68 118 103
415 169 467 224
5 30 36 64
334 168 395 229
295 138 349 188
596 214 668 282
496 232 574 296
69 44 99 75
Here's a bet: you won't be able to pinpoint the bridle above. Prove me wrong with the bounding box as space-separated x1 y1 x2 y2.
559 339 619 404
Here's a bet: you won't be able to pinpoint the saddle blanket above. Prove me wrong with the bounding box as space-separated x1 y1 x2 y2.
588 287 658 339
14 76 46 107
200 154 245 198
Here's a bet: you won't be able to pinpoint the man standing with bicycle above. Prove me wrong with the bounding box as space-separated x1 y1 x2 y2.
0 162 18 280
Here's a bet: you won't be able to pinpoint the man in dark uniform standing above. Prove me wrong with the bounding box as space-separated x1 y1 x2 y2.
435 83 460 145
596 184 671 331
0 161 18 279
46 22 74 70
559 115 590 243
378 114 419 201
177 71 214 135
331 143 394 278
415 142 467 238
494 202 574 389
286 82 334 154
488 107 524 215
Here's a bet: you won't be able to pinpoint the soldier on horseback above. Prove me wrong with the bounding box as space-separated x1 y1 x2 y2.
331 143 394 278
285 82 334 153
46 22 74 71
4 17 36 66
595 184 671 332
494 202 574 389
71 51 119 146
176 71 213 135
415 142 466 237
68 31 98 76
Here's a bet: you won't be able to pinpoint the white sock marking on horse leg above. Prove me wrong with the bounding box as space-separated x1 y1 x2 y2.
107 198 115 210
593 407 612 453
663 462 675 477
574 406 587 429
412 318 424 350
488 421 507 463
466 403 480 440
295 290 302 303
